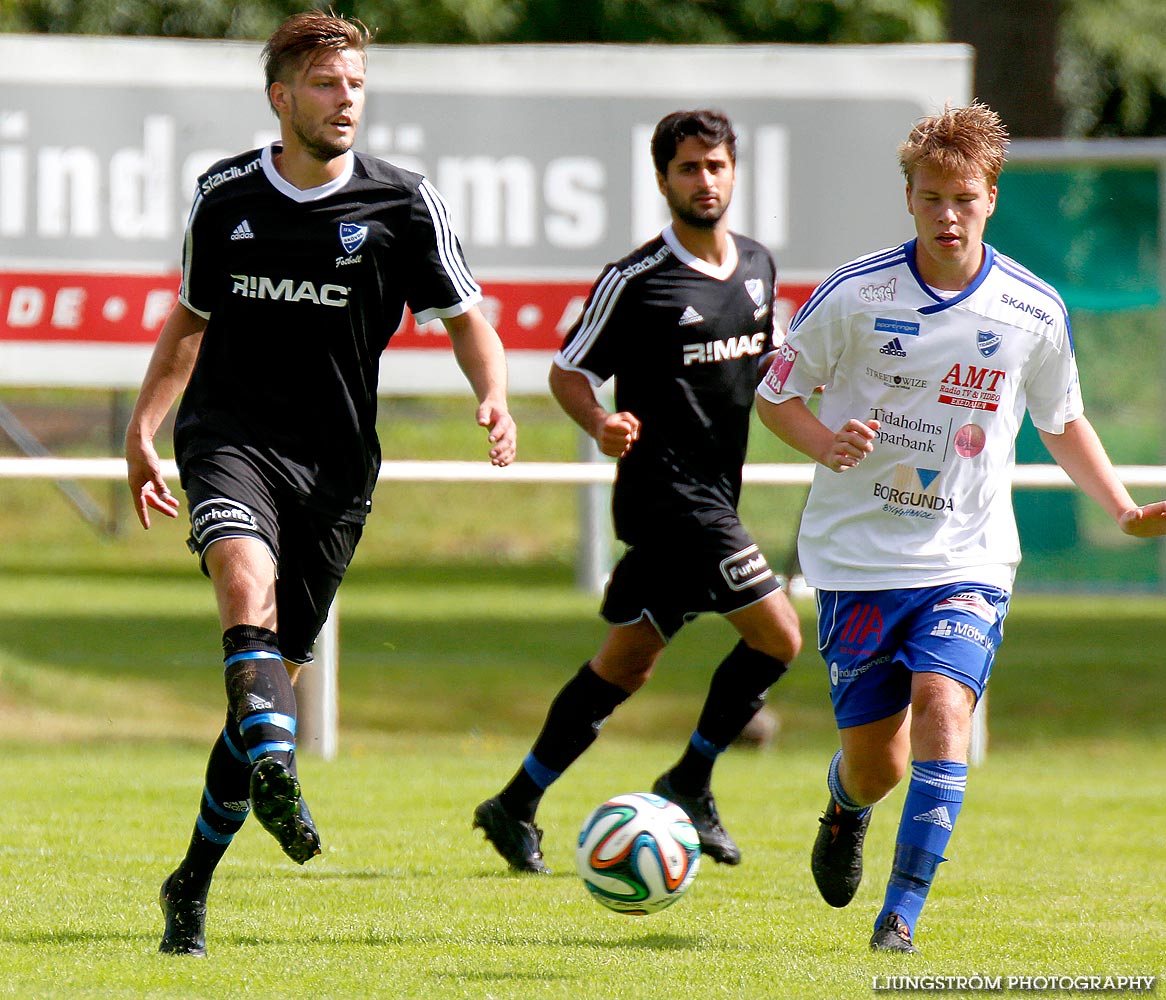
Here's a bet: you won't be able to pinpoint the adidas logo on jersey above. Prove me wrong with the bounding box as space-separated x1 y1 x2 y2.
231 219 255 241
879 337 907 357
912 805 954 830
678 305 704 326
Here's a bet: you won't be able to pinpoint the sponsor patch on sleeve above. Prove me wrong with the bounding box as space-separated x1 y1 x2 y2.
762 342 798 395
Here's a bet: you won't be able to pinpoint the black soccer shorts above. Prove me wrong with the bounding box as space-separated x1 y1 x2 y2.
180 451 363 664
601 517 780 640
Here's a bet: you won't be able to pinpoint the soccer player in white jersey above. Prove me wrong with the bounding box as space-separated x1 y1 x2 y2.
125 10 515 957
756 102 1166 953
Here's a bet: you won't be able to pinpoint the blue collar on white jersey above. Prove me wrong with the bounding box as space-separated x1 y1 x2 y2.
906 238 996 315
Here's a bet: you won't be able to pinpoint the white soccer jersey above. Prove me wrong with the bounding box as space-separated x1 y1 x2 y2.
758 239 1082 591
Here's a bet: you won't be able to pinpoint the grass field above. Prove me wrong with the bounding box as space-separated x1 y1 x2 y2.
1 557 1164 999
2 382 1165 997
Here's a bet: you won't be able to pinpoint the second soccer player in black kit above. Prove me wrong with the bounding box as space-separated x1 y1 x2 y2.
474 109 802 873
125 11 515 957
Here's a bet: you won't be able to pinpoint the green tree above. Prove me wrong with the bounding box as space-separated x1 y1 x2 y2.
0 0 291 37
3 0 1165 136
1059 0 1166 136
0 0 942 44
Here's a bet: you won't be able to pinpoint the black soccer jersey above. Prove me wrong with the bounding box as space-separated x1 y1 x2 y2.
555 225 780 544
173 144 481 521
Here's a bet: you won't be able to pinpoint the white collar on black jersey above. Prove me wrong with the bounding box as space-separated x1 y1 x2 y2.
662 224 739 280
261 144 354 202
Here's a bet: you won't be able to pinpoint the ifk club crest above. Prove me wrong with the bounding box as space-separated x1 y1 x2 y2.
339 222 369 255
976 329 1002 358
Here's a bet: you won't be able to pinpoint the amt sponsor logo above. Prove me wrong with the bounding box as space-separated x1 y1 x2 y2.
938 363 1006 412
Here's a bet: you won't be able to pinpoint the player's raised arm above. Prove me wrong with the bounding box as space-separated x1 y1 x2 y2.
124 302 206 528
443 306 516 467
1038 417 1166 537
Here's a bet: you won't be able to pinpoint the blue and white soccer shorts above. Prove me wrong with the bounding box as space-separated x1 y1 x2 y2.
816 582 1010 729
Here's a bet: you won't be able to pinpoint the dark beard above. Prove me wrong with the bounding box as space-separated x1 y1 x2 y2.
672 204 722 229
665 187 727 230
291 118 352 164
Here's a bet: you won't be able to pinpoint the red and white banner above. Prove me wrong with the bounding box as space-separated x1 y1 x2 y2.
0 270 814 351
0 270 815 392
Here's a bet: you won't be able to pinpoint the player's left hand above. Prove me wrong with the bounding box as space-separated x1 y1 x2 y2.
479 401 517 467
1118 500 1166 537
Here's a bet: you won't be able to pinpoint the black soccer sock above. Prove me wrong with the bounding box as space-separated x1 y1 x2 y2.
168 713 252 903
498 662 630 822
669 640 788 795
222 624 297 769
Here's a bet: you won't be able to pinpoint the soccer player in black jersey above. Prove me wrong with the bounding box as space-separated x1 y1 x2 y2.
125 11 515 957
474 109 802 874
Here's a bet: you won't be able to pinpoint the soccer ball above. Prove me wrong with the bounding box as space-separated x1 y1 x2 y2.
575 792 701 915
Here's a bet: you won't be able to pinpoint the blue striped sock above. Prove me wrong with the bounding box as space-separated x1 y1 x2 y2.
224 649 297 768
827 749 871 817
877 759 967 934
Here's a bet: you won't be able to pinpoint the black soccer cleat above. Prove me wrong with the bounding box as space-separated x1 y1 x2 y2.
472 796 550 874
870 912 919 954
652 772 741 866
249 757 322 865
811 796 872 907
158 872 207 958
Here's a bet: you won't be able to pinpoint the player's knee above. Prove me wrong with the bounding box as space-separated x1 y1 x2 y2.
592 653 656 693
722 639 790 692
774 621 803 662
844 755 907 805
735 601 802 662
743 625 801 667
851 770 902 806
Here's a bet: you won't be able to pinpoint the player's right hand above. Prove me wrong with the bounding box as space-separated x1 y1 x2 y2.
824 418 880 472
596 411 641 458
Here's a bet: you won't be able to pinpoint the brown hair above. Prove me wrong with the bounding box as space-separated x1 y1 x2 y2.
898 102 1010 188
261 9 373 112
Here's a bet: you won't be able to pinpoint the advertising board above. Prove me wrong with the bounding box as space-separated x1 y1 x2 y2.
0 38 971 391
